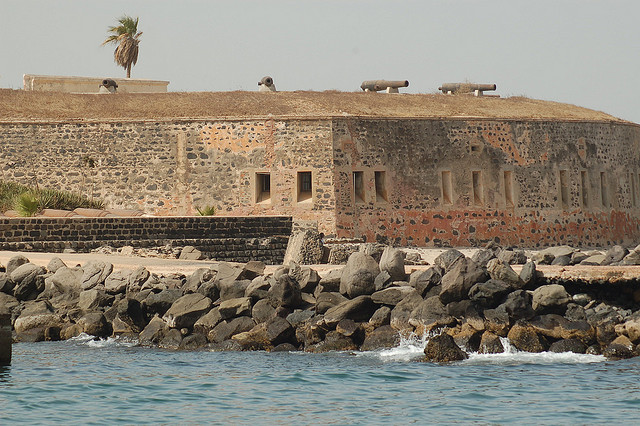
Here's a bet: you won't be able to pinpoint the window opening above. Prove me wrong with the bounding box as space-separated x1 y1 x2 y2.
472 171 483 206
353 171 365 204
559 170 569 209
375 171 388 202
580 171 589 208
256 173 271 203
503 170 514 207
297 171 312 203
441 171 453 205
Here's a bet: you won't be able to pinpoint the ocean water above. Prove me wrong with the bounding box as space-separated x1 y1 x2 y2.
2 334 640 425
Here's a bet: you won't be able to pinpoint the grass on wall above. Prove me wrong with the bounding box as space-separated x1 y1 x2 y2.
0 181 104 216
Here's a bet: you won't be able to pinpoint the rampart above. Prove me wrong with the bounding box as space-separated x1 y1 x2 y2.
2 91 640 248
0 216 291 264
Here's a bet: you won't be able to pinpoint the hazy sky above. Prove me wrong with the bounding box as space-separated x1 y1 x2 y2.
2 0 639 122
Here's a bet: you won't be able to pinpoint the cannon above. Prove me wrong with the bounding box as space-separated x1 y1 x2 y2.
438 83 497 96
99 79 118 94
258 76 276 92
360 80 409 93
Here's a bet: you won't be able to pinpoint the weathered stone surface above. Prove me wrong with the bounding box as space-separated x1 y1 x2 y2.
434 249 465 273
529 314 595 343
408 267 442 297
193 307 222 335
240 261 266 280
471 249 496 268
315 292 346 315
374 271 392 292
409 296 455 330
80 261 113 290
371 286 416 306
179 333 209 350
184 268 215 293
507 323 547 352
163 293 212 329
424 333 468 362
369 306 392 328
14 301 62 337
486 259 522 288
339 252 380 298
389 290 423 330
78 289 113 311
250 298 276 324
336 318 361 339
497 249 527 265
601 245 628 266
208 316 255 343
142 289 183 316
0 273 14 295
324 295 377 328
500 290 535 321
316 268 342 294
267 275 302 308
218 297 252 320
617 318 640 343
219 279 251 302
452 324 483 352
551 255 571 266
291 267 320 293
535 245 575 262
479 331 504 354
159 328 183 349
379 247 406 281
519 261 537 288
77 312 110 337
361 325 400 351
468 279 512 308
439 257 488 304
104 270 129 295
580 254 606 265
179 246 204 260
307 330 357 353
114 298 147 333
532 284 571 312
603 336 636 359
283 229 324 265
622 244 640 265
139 316 170 345
483 307 510 336
6 255 29 275
549 338 587 354
11 264 46 301
128 266 151 293
47 257 67 274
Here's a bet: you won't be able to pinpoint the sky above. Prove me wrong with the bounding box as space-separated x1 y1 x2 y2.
2 0 639 123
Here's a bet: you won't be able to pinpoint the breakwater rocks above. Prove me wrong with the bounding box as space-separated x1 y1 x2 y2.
2 243 640 362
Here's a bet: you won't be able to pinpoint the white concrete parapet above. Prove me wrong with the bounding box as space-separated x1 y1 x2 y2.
23 74 169 93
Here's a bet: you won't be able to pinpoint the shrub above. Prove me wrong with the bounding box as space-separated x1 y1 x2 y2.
0 180 104 214
196 205 216 216
15 191 40 217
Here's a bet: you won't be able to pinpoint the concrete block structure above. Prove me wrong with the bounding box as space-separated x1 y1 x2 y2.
23 74 169 93
1 91 639 248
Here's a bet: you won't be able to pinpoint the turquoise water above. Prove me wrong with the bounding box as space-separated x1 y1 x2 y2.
2 335 640 425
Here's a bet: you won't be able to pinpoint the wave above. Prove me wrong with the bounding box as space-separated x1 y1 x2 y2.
68 333 139 348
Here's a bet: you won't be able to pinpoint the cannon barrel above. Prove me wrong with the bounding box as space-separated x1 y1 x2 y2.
438 83 496 93
361 80 409 91
101 79 118 88
258 76 274 87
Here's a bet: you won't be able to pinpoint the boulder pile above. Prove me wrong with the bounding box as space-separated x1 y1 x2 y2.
3 243 640 362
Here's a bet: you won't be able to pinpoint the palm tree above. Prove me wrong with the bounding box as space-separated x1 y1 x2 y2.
102 15 142 78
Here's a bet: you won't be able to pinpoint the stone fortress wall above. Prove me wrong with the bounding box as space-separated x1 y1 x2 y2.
1 115 639 248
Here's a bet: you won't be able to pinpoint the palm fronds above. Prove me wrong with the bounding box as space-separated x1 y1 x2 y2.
102 15 142 78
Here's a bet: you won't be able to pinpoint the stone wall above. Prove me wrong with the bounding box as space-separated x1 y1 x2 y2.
1 116 640 248
0 216 291 264
23 75 169 93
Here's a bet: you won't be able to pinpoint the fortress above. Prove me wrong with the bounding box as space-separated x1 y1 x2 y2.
1 89 639 248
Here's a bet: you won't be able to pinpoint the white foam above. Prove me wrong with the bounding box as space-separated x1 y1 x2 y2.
68 333 138 348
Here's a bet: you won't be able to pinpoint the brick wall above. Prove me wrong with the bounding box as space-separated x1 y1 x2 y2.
0 216 292 264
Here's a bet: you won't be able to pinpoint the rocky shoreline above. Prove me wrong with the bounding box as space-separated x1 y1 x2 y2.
3 242 640 362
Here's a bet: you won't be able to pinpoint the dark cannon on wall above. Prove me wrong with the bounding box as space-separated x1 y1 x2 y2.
361 80 409 93
258 76 277 92
438 83 497 96
99 79 118 94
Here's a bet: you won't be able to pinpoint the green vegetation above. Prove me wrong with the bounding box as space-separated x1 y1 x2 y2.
196 205 216 216
102 15 142 78
0 181 104 217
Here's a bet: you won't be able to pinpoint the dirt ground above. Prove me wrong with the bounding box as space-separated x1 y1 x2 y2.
0 89 625 122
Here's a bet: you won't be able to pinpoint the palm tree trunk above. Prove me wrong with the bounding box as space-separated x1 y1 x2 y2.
127 64 131 78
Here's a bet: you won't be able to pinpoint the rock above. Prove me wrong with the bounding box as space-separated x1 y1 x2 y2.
486 259 523 288
595 321 618 347
404 252 424 265
6 255 29 275
316 292 348 314
408 296 455 331
468 279 512 308
361 325 400 351
11 263 46 301
139 316 169 345
617 318 640 343
218 279 251 302
208 316 256 343
359 243 385 262
77 312 111 337
114 298 147 333
267 275 302 308
179 246 204 260
307 331 357 353
371 286 416 306
452 324 483 352
519 261 537 288
565 303 587 321
471 249 496 268
603 336 636 360
339 252 380 298
197 280 220 302
580 254 606 265
47 257 67 273
497 249 527 265
327 244 358 265
43 267 83 295
316 268 342 293
408 267 442 297
622 244 640 265
14 301 62 340
549 338 587 353
424 333 468 362
218 297 252 320
159 328 183 349
286 310 315 328
184 268 215 293
78 289 113 311
551 255 571 266
283 229 324 265
258 316 296 347
532 284 571 313
535 246 575 262
571 251 589 265
142 289 183 316
252 298 277 323
193 307 223 335
439 257 488 305
389 290 423 330
500 290 535 321
601 245 628 265
180 333 209 350
80 261 113 290
507 323 547 352
479 331 504 354
379 247 406 281
483 307 511 336
529 314 595 343
373 271 392 291
163 293 212 329
336 319 363 344
292 267 320 293
323 295 377 328
239 261 266 280
434 249 465 273
0 273 14 295
571 293 592 307
369 306 392 328
104 270 129 295
272 343 298 352
128 267 151 292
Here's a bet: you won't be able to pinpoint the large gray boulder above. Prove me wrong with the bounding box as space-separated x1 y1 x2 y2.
468 279 512 308
601 245 628 265
408 296 455 330
339 252 380 298
80 261 113 290
268 275 302 308
323 295 377 328
78 288 113 311
371 286 416 306
11 263 47 301
532 284 571 313
408 267 442 297
389 290 423 330
139 316 170 345
379 247 406 281
439 257 488 304
44 267 83 295
283 229 324 265
208 316 256 343
163 293 212 329
219 279 251 302
77 312 111 338
245 275 273 300
142 289 183 316
486 258 523 288
6 255 29 275
434 249 465 273
361 325 400 351
423 333 468 362
218 297 253 320
104 270 129 295
47 257 67 274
